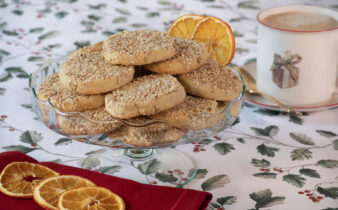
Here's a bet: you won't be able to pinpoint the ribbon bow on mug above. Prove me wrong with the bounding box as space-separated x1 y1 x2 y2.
270 53 302 89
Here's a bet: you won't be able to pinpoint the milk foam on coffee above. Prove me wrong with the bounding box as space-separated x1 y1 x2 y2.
262 11 338 31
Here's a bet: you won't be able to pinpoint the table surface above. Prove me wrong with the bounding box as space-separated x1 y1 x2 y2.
1 0 338 209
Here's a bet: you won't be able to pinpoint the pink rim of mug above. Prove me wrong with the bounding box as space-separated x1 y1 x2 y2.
257 4 338 33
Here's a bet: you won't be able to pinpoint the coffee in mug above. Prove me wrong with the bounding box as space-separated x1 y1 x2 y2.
257 5 338 106
262 11 338 31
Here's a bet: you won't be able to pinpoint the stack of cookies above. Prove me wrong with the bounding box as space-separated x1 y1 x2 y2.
37 29 242 147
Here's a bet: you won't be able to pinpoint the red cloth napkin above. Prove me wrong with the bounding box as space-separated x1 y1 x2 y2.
0 151 212 210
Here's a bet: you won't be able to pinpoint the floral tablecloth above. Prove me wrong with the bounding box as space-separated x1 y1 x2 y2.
1 0 338 209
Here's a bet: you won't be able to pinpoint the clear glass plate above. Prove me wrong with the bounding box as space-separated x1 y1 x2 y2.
29 56 245 186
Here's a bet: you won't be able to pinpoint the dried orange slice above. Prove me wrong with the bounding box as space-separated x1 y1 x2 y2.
192 16 235 64
58 186 125 210
0 162 59 198
33 175 96 210
168 14 204 39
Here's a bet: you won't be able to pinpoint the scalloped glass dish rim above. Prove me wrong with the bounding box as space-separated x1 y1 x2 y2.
29 56 246 127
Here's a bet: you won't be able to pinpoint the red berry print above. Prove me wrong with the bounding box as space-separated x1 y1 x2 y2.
298 191 304 194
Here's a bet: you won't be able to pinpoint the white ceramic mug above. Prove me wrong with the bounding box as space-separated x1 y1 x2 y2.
257 5 338 106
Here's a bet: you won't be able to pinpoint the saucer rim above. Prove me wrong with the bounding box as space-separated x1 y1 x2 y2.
241 62 338 112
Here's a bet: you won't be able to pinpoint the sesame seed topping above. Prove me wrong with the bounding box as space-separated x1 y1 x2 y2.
37 73 104 112
62 51 134 82
170 37 206 64
179 60 241 91
104 30 174 56
105 74 180 105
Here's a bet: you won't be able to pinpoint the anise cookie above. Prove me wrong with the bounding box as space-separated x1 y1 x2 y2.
60 51 134 95
145 37 209 74
108 117 187 147
57 107 120 135
37 73 104 112
103 30 176 65
68 41 103 59
150 95 223 130
105 74 186 119
178 61 242 101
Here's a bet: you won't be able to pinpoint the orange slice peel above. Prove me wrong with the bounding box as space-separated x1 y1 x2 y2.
192 16 235 65
58 186 125 210
168 14 204 39
33 175 96 210
0 162 59 198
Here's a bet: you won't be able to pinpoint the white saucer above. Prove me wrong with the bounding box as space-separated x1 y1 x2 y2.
240 62 338 112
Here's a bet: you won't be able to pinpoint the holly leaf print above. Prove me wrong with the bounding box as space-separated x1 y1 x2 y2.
250 125 279 137
85 149 106 155
115 8 131 15
201 174 230 191
20 130 43 144
2 145 38 154
317 187 338 199
322 208 338 210
283 174 306 188
317 160 338 168
249 189 285 209
188 168 208 179
290 133 315 145
29 27 44 33
97 165 121 174
74 41 90 49
80 156 100 169
257 144 279 157
316 130 337 138
217 196 237 205
251 158 270 168
253 109 280 116
155 173 178 183
290 149 312 161
0 49 10 56
0 87 5 95
87 3 107 10
289 114 303 125
299 168 320 178
5 67 29 78
213 142 234 155
137 159 161 175
38 31 60 41
0 73 12 82
253 172 277 179
333 139 338 150
27 56 45 62
55 11 68 19
54 138 72 146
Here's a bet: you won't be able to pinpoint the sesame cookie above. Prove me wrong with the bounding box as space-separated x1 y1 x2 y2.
60 51 134 95
57 107 120 135
103 30 176 65
68 41 103 59
105 74 186 119
37 73 104 112
178 61 242 101
145 37 209 74
108 117 187 147
150 95 224 130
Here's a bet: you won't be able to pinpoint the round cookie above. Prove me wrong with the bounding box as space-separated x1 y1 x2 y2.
57 107 120 135
150 95 223 130
178 61 242 101
145 37 209 74
68 41 103 59
108 117 187 147
60 51 134 95
105 74 186 119
37 73 104 112
103 30 176 65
